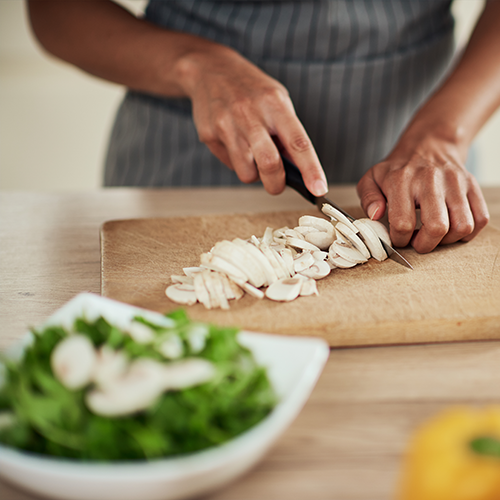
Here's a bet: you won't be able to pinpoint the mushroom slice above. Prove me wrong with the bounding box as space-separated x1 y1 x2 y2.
157 334 184 360
205 270 230 310
193 272 212 309
233 238 278 285
330 239 367 264
265 278 303 302
231 277 265 299
293 251 315 273
200 252 248 282
279 248 296 277
51 334 96 390
360 218 392 247
86 358 165 417
298 215 335 234
304 231 335 250
293 226 319 236
328 251 358 268
284 229 305 240
92 346 128 388
162 358 215 390
271 247 293 278
321 204 359 233
200 270 223 310
262 227 274 245
127 320 156 344
335 222 371 260
183 267 204 277
221 274 244 300
170 275 194 286
212 240 266 288
299 260 331 279
353 219 388 261
166 284 198 306
250 235 261 246
300 278 319 296
259 242 288 280
312 250 329 261
286 237 321 252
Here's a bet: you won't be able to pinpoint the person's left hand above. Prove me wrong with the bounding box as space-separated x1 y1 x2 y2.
356 134 490 253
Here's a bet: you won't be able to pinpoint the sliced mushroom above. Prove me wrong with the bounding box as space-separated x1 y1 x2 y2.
199 252 248 282
127 321 156 344
299 278 319 296
286 237 321 252
304 231 335 250
193 272 212 309
231 277 265 299
235 238 278 285
279 248 296 277
170 275 194 286
330 233 368 264
166 284 198 305
86 358 165 417
335 222 371 260
299 260 331 279
360 218 392 247
157 334 184 359
293 251 315 273
51 334 96 390
353 219 388 261
328 251 358 268
162 358 215 390
265 277 303 302
92 346 128 388
321 204 359 233
259 242 288 280
298 215 335 232
183 267 204 277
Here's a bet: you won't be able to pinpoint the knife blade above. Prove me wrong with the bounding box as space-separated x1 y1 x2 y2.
281 154 413 270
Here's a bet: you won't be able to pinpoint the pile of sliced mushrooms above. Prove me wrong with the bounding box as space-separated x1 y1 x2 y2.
50 320 215 417
166 204 392 310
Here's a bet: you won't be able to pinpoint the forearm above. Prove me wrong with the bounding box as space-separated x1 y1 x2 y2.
394 0 500 159
27 0 235 98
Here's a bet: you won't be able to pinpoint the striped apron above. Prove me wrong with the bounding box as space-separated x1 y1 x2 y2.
104 0 456 187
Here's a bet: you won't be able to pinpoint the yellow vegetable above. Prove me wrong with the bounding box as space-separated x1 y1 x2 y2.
397 407 500 500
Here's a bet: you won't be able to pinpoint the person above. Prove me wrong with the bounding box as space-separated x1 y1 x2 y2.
28 0 498 254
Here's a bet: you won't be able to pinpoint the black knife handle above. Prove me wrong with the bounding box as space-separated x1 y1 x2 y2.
281 154 317 205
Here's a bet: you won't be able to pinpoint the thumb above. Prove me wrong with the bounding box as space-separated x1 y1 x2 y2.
357 171 386 220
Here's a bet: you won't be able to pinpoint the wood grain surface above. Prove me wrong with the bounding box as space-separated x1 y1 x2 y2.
101 208 500 346
2 187 500 500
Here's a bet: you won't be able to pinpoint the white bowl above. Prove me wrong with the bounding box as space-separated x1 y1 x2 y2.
0 293 329 500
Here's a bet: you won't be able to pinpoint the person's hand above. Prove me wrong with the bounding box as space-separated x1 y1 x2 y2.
177 46 328 196
356 134 490 253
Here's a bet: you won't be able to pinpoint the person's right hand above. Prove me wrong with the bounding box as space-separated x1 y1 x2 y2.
176 45 328 196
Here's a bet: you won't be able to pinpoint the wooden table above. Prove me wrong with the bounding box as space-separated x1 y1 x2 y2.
1 186 500 500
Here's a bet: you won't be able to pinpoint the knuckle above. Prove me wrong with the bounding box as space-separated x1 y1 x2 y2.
454 220 474 239
425 220 449 239
475 211 490 230
288 134 313 154
256 150 281 175
390 218 415 235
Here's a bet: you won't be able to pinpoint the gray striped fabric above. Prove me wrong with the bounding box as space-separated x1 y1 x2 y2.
104 0 455 187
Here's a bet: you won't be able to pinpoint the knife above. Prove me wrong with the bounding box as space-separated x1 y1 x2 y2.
281 154 413 270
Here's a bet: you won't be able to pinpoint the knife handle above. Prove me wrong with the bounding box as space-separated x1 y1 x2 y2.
281 154 317 204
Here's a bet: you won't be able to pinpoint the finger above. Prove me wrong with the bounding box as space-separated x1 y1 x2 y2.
383 175 417 248
356 169 387 220
439 182 474 246
218 126 260 184
461 180 490 242
273 113 327 197
248 130 285 195
411 185 449 253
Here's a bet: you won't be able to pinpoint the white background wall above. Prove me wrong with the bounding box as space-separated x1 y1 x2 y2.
1 0 498 191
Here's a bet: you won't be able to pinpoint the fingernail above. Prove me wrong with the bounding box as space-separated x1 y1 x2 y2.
312 179 328 196
367 202 379 220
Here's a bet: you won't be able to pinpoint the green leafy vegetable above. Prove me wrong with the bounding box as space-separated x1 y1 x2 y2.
0 310 276 461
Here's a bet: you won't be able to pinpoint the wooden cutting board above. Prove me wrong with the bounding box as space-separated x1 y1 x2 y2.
100 209 500 347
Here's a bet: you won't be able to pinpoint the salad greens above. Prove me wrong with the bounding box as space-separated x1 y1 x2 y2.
0 309 276 461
